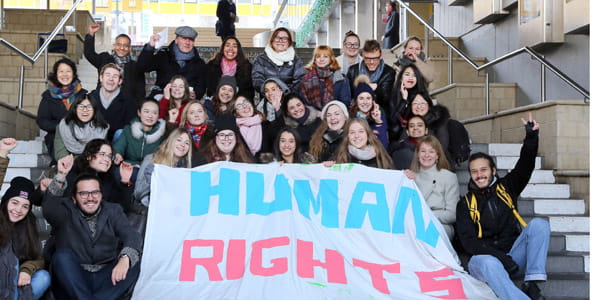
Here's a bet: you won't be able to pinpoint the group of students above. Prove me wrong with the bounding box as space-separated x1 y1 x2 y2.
0 22 548 300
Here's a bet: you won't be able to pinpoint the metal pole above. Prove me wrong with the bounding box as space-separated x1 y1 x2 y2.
540 59 546 103
44 46 48 79
484 72 490 115
18 65 25 109
448 47 453 85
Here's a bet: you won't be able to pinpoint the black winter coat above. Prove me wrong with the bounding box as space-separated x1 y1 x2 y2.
346 63 396 115
83 34 146 101
137 41 207 98
456 127 538 272
205 58 254 100
216 0 236 37
88 89 138 142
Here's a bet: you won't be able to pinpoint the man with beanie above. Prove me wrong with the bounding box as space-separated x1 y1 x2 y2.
84 23 146 100
138 25 207 100
456 113 549 300
205 75 238 121
43 173 142 300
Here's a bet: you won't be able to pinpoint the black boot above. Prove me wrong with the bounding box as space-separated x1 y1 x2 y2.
521 281 546 300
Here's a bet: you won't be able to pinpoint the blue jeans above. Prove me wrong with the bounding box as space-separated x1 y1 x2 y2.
468 218 550 300
13 265 51 300
51 248 140 300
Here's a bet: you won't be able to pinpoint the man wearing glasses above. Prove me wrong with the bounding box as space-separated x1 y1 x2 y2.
84 23 146 100
346 39 396 115
43 173 142 299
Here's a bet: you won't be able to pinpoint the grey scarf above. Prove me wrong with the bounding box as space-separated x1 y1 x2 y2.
58 119 109 155
348 145 376 161
359 59 385 83
172 44 196 68
111 52 132 71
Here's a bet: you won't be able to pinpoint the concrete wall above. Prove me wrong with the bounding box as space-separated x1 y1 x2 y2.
432 0 589 105
0 103 39 140
4 9 94 36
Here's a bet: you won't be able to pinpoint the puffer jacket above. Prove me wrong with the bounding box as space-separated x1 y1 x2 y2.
251 52 305 95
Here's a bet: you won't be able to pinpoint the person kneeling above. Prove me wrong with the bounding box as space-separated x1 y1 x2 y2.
43 173 142 300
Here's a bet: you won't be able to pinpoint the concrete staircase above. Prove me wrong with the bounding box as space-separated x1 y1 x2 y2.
456 143 590 300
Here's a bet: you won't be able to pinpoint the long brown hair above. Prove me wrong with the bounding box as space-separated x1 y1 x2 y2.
410 135 450 172
335 118 394 169
167 75 191 111
204 130 254 163
308 120 329 160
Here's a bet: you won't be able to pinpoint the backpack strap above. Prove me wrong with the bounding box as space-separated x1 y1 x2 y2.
496 183 528 228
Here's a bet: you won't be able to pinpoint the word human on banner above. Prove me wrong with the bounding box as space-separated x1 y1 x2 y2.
132 162 498 300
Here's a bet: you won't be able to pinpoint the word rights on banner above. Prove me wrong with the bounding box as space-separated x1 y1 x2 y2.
132 162 498 300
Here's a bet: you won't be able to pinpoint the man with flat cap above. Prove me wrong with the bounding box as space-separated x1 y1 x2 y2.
137 25 207 100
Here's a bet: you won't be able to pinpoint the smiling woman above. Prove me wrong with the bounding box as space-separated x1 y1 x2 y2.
53 93 109 160
335 118 394 169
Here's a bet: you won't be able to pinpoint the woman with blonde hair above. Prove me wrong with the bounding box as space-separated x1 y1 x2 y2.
134 128 193 207
300 45 351 109
335 118 394 169
410 135 459 239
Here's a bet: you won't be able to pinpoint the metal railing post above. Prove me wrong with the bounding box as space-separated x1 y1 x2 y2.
18 65 25 109
540 58 546 103
485 72 490 115
448 47 453 85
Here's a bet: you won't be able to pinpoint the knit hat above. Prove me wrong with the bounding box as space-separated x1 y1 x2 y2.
2 177 34 203
320 100 349 120
262 77 290 95
353 82 376 101
217 76 238 93
174 26 198 39
214 114 238 134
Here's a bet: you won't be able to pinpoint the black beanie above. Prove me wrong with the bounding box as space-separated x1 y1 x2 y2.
2 176 34 202
214 114 238 134
216 76 238 93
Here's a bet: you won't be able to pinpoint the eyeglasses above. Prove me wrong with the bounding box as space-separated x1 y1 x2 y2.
274 37 290 42
235 100 251 110
363 56 381 62
96 151 114 160
77 104 93 111
344 42 360 49
217 133 235 140
77 190 102 199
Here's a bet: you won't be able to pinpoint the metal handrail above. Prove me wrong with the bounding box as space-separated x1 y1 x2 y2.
0 0 84 109
398 1 589 108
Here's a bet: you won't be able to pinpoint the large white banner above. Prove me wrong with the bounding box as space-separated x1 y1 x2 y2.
132 162 498 299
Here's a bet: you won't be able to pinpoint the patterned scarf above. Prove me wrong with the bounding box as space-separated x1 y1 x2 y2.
300 67 335 110
111 51 131 71
185 122 208 148
358 59 385 84
48 79 83 110
221 57 237 76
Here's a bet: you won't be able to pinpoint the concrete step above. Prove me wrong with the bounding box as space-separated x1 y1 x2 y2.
521 183 570 198
515 198 585 217
471 143 522 156
495 156 542 170
11 139 44 154
6 153 39 168
564 235 590 252
534 273 590 299
456 169 554 184
3 167 31 182
549 216 589 233
546 252 588 273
